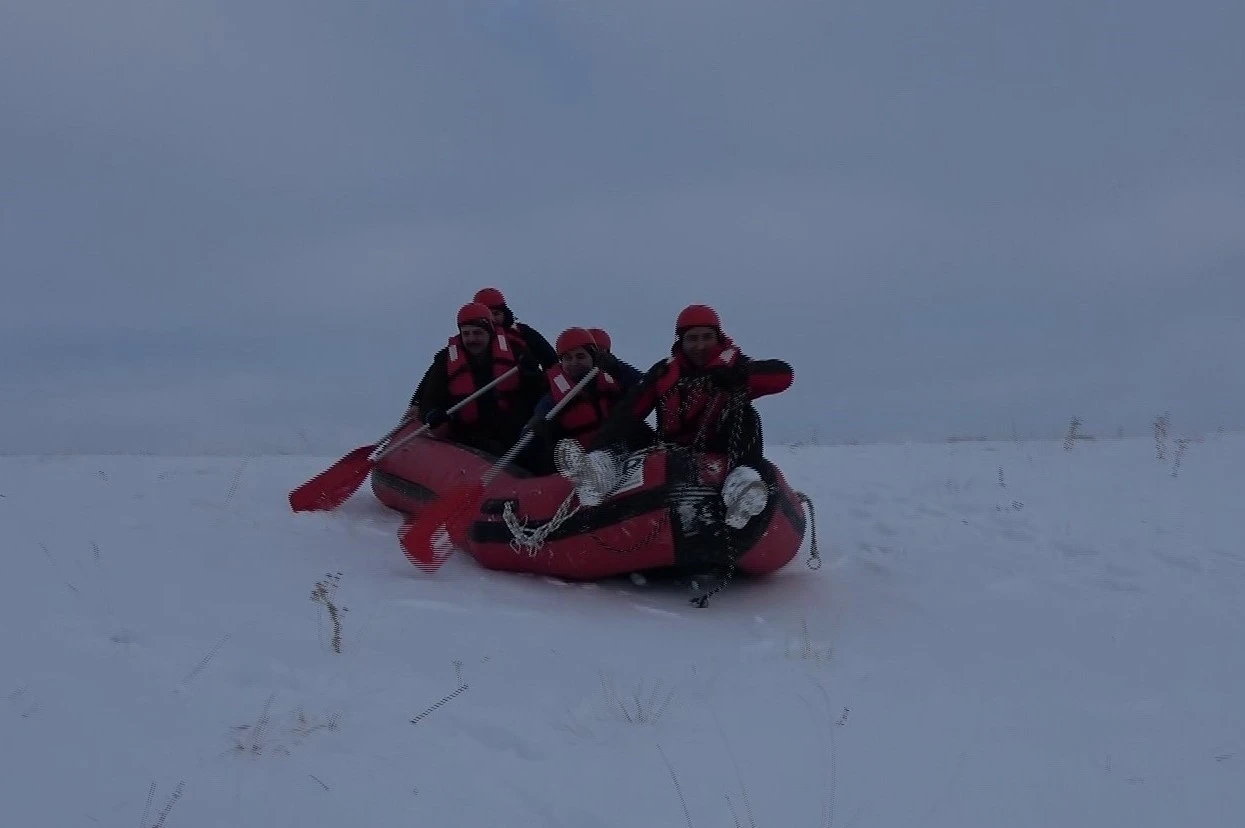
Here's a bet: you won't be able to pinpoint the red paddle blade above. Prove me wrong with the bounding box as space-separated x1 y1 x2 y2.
288 445 377 512
399 481 485 572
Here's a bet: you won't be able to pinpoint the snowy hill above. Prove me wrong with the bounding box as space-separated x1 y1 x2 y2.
2 436 1243 827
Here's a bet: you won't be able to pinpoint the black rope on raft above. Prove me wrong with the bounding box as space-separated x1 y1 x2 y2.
582 374 774 608
688 563 735 609
794 491 821 570
587 510 671 556
684 379 755 608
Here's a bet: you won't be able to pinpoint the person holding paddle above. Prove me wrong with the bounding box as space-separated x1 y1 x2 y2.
472 287 558 370
586 327 645 388
519 327 643 474
409 302 548 458
288 303 544 512
577 304 794 528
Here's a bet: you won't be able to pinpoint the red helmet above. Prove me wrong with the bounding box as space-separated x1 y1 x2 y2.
473 287 506 309
675 304 721 336
587 328 611 352
456 302 494 331
555 327 597 356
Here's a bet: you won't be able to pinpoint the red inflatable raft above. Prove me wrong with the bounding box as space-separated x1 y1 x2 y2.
370 424 809 580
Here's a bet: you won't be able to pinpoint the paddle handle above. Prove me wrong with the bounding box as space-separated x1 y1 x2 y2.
371 365 523 462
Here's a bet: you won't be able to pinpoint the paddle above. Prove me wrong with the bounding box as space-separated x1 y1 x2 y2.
288 366 522 512
399 367 600 572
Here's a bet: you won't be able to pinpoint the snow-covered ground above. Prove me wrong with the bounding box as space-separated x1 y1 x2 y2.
2 434 1243 827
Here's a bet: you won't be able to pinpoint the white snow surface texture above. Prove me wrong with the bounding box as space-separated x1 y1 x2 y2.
2 436 1243 827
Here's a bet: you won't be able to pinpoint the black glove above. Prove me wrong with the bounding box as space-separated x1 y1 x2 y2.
709 363 748 389
518 353 541 374
525 415 552 441
422 408 449 428
597 352 620 373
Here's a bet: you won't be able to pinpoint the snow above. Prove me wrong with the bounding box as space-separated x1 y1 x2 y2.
2 435 1243 826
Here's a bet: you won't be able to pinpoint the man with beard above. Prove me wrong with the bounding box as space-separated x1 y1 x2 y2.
578 304 793 529
409 302 548 457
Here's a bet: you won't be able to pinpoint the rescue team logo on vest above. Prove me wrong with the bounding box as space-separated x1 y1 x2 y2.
546 367 620 441
653 346 738 441
446 334 519 424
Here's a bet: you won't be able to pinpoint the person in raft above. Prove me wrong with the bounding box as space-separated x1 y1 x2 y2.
407 302 548 457
586 327 645 388
521 327 656 473
472 287 559 371
569 304 794 529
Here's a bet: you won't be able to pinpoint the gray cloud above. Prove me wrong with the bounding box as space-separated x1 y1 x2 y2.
3 0 1243 454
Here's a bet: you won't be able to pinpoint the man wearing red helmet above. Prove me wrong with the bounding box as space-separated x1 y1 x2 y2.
580 304 793 528
587 327 612 353
473 287 558 371
586 327 644 388
522 328 652 472
406 302 547 456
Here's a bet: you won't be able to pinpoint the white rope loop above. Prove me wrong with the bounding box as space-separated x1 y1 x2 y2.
502 492 582 557
498 371 738 559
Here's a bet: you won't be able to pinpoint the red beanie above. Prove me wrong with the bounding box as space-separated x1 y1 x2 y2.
473 287 506 308
555 327 597 356
675 304 721 336
587 328 611 352
456 302 494 331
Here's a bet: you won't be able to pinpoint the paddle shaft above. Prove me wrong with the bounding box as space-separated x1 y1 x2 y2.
397 367 600 570
371 365 523 463
479 367 599 488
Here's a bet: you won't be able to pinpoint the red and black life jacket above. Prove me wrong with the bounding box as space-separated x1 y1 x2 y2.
546 366 622 446
498 325 529 356
652 342 741 445
445 333 519 425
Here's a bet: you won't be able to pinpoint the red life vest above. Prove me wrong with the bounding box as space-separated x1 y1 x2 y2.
445 333 519 425
499 325 528 356
545 367 621 446
652 342 741 445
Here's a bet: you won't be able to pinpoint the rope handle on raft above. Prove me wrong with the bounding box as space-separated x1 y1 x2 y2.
496 367 612 555
371 365 523 463
502 495 580 556
499 376 823 579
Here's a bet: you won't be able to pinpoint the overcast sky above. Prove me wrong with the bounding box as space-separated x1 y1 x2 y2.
3 0 1243 454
